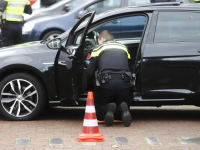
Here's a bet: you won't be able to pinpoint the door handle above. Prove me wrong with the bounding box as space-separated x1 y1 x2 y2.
68 55 76 59
58 61 66 66
112 20 119 24
198 49 200 53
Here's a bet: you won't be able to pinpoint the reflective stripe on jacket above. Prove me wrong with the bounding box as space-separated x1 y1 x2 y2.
88 40 131 75
2 0 30 22
90 40 131 59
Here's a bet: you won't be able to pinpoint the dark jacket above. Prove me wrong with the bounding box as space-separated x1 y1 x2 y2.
87 40 131 78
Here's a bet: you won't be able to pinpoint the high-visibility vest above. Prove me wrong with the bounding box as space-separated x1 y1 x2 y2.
195 0 200 2
2 0 30 22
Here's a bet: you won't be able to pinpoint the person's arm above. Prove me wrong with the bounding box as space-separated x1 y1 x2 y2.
87 57 98 78
24 0 32 15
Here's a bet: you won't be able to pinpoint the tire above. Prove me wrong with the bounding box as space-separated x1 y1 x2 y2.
0 73 46 121
42 30 63 41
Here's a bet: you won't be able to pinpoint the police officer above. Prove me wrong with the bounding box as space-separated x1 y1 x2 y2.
1 0 32 47
87 30 132 127
195 0 200 3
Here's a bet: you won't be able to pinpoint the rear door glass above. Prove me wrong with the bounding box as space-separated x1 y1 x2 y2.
154 12 200 42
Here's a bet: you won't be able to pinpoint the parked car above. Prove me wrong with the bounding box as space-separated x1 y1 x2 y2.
28 0 62 9
22 0 190 42
0 2 199 120
24 0 73 22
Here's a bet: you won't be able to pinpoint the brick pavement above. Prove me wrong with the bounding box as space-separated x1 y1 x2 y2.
0 106 200 149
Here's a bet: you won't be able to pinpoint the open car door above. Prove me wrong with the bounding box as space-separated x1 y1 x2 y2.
55 11 96 105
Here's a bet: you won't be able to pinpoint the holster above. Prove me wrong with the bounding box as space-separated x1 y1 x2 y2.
1 18 7 29
95 71 100 86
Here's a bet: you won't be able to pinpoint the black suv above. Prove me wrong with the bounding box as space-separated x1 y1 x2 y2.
0 2 199 120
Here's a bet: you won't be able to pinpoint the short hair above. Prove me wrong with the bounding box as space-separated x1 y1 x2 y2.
98 30 114 41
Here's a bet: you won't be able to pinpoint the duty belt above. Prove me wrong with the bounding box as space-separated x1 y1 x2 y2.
95 72 134 86
110 74 125 80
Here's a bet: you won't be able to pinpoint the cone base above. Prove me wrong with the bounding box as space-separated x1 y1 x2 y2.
77 133 104 142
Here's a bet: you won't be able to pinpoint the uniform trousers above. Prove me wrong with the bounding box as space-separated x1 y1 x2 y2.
94 80 132 121
1 22 23 47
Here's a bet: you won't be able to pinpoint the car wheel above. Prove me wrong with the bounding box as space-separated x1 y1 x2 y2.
42 30 63 41
0 73 46 121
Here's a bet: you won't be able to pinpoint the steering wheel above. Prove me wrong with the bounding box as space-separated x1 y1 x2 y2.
84 38 96 53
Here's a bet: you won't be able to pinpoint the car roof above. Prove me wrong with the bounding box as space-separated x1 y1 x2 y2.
60 2 200 40
94 3 200 21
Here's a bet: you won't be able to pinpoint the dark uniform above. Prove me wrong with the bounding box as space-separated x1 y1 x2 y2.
1 0 32 47
87 39 132 125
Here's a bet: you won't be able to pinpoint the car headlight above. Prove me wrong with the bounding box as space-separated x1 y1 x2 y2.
22 23 35 34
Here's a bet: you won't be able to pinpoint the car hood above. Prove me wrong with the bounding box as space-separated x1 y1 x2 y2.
0 41 52 58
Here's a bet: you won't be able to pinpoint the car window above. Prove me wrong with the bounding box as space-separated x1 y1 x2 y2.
99 0 122 14
128 0 151 5
154 12 200 42
75 15 147 45
85 2 99 14
95 16 146 40
85 0 122 15
67 0 90 12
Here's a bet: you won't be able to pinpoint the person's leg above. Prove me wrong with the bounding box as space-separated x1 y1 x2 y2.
1 23 15 47
115 87 132 114
14 23 22 45
94 87 115 124
115 87 133 126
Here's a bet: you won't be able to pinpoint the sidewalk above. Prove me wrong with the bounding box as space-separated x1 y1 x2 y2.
0 106 200 150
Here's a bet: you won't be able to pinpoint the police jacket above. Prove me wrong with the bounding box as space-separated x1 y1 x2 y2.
2 0 32 22
87 39 131 78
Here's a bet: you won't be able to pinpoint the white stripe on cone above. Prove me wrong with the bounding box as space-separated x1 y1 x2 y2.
83 119 98 126
85 106 96 113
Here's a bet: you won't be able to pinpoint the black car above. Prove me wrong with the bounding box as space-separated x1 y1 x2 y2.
0 2 200 120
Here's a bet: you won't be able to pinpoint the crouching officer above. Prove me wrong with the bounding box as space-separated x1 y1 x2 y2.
87 30 133 127
1 0 32 47
195 0 200 3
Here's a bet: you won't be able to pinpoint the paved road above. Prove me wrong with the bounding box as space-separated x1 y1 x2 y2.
0 106 200 150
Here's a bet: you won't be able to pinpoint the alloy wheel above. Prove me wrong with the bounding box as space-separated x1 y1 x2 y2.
1 79 38 118
46 33 60 41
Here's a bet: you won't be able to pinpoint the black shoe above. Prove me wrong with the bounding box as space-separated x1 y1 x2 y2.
105 103 116 126
120 102 132 127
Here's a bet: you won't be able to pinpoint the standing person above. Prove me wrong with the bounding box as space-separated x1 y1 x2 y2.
1 0 32 47
87 30 133 127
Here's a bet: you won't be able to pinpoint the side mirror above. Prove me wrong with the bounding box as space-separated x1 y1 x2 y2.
47 38 62 49
77 10 85 19
64 4 70 12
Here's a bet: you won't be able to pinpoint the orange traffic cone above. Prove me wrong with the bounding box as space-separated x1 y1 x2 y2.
77 92 104 142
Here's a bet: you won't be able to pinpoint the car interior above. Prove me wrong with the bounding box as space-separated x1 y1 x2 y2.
73 15 147 93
